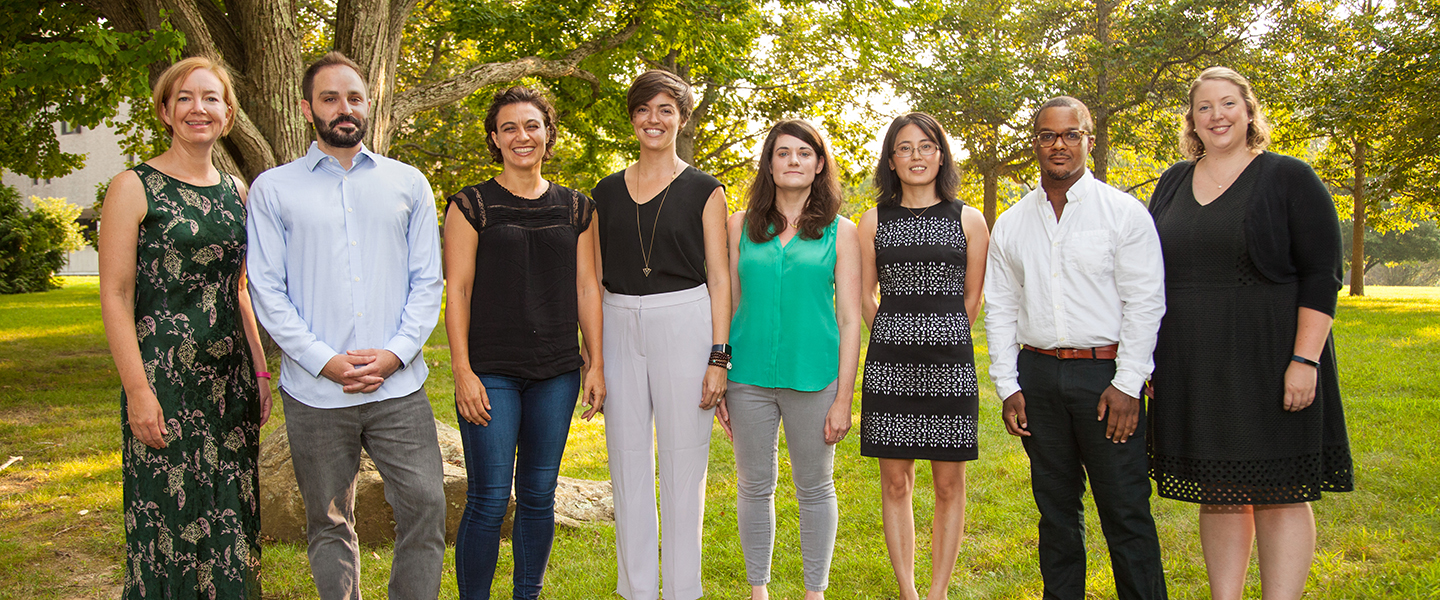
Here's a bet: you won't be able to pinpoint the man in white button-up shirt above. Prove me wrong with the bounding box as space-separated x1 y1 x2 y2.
247 52 445 600
984 97 1167 599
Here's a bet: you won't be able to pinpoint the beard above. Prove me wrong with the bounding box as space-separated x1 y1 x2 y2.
316 114 366 148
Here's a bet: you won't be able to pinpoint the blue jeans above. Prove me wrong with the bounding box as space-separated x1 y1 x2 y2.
455 369 581 600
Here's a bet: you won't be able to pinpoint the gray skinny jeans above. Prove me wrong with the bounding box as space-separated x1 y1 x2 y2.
727 380 840 592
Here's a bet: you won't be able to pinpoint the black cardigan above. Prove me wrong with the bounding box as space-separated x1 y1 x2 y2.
1148 152 1344 316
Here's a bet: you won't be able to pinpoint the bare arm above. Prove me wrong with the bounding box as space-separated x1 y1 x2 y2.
99 170 168 449
443 203 491 425
576 217 606 419
234 175 272 425
826 216 863 445
960 206 989 327
701 186 730 410
1284 307 1333 411
857 208 879 329
726 211 746 318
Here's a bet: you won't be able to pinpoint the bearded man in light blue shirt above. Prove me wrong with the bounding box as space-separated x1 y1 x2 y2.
246 51 445 600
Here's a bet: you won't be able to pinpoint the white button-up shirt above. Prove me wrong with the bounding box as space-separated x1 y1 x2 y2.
247 143 443 408
984 170 1165 400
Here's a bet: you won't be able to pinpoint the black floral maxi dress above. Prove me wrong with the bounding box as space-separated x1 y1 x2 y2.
121 163 261 599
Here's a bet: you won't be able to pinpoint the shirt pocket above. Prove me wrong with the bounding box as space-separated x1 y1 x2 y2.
1064 230 1114 277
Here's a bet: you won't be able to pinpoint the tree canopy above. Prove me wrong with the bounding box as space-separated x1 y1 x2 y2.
5 0 1438 295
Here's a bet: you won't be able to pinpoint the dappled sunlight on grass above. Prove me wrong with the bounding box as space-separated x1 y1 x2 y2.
2 281 1439 598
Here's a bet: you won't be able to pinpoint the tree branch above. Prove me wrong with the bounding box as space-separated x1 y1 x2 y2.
390 19 640 127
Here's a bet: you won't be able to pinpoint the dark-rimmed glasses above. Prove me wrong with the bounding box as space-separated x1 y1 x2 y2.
1034 130 1089 147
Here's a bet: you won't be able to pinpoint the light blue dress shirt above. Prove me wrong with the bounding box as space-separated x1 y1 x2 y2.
246 142 442 409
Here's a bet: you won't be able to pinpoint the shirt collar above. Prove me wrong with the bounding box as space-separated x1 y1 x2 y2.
302 141 376 171
1031 168 1097 206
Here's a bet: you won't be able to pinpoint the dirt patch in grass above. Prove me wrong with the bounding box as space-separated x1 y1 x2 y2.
0 404 47 426
0 472 38 496
47 546 121 599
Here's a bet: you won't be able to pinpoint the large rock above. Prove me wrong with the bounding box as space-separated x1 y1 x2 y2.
259 419 613 544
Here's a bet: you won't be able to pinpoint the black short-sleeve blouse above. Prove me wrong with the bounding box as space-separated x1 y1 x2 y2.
445 179 593 380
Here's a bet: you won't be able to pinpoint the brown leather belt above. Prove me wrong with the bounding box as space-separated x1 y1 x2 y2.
1023 343 1119 360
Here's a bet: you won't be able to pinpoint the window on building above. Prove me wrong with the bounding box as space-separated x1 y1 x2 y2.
60 122 83 135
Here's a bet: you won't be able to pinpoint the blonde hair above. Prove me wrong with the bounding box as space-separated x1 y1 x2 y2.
1180 66 1271 159
151 57 239 137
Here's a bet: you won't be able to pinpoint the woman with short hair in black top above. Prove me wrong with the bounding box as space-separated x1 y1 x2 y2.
443 85 605 600
591 69 731 600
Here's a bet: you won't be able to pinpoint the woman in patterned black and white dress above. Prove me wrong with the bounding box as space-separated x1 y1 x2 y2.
857 113 989 600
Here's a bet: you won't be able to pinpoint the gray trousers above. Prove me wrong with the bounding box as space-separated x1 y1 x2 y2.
282 388 447 600
728 380 840 592
603 285 716 600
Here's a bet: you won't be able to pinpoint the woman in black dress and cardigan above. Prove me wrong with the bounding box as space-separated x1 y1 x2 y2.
1147 66 1352 600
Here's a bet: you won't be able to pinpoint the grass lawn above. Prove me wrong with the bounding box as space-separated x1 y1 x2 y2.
1 277 1437 599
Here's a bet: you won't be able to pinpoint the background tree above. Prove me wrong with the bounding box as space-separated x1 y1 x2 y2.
1267 0 1440 295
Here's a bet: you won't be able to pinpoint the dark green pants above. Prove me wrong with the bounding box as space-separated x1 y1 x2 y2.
1017 350 1168 600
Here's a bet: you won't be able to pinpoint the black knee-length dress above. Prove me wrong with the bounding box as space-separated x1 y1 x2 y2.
860 201 980 462
1148 161 1353 504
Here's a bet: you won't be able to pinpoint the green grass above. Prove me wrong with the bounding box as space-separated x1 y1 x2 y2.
1 278 1438 599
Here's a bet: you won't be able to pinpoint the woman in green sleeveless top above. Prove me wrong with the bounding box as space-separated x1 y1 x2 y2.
99 58 270 599
719 120 862 600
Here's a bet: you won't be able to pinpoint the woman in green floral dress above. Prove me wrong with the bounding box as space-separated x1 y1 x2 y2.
99 57 271 599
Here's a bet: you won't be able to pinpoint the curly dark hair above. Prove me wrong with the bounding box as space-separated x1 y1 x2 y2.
484 86 559 164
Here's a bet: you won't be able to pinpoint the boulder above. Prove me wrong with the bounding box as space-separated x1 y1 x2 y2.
259 419 613 544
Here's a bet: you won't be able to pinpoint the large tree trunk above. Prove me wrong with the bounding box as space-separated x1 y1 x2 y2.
79 0 638 180
1349 137 1367 296
334 0 419 156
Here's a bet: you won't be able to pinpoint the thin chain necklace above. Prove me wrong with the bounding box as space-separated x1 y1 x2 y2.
636 163 682 277
904 199 939 218
1201 155 1248 190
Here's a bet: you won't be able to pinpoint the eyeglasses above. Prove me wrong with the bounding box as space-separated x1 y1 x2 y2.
894 142 939 158
1034 130 1090 147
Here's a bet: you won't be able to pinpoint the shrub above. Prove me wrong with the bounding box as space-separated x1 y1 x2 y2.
0 184 85 294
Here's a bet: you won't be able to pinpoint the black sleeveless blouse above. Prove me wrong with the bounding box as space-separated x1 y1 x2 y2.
592 166 723 296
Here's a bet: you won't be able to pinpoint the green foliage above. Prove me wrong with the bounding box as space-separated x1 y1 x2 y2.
0 2 182 179
0 185 85 294
1343 220 1440 273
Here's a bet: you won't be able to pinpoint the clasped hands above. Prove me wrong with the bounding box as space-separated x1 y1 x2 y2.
321 348 402 394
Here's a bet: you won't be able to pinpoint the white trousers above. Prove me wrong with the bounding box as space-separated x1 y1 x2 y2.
603 284 716 600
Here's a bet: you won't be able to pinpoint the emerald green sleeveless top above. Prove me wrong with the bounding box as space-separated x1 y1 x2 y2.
729 216 840 391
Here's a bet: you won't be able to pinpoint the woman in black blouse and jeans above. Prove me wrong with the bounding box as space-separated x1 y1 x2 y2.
443 86 605 600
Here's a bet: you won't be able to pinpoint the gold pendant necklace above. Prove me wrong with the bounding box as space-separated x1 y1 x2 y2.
637 164 682 277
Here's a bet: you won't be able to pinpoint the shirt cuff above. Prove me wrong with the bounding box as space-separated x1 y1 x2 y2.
384 338 422 370
995 379 1022 402
297 341 340 378
1111 371 1146 399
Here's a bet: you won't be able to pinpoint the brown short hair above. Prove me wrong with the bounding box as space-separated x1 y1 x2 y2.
151 57 239 137
303 51 366 102
484 86 559 163
626 69 694 123
1180 66 1272 159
